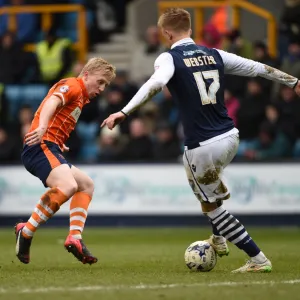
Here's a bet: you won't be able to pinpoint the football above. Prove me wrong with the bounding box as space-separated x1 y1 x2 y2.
184 240 217 272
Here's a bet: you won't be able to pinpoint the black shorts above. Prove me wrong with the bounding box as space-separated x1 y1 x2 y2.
21 140 72 187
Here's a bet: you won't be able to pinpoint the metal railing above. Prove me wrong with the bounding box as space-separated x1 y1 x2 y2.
158 0 277 57
0 4 87 62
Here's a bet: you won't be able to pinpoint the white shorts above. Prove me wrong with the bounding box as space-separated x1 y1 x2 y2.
183 133 239 203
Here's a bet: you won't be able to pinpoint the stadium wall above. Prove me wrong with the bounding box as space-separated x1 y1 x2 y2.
0 164 300 227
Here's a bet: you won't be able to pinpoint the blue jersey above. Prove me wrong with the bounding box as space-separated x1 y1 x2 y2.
167 43 234 147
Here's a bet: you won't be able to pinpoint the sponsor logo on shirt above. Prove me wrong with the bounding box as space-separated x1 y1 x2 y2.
70 107 81 122
60 85 69 93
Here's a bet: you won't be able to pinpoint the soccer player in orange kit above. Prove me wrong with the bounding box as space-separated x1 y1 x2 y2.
15 57 116 265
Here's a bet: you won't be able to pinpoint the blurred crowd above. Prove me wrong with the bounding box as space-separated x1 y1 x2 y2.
1 0 300 164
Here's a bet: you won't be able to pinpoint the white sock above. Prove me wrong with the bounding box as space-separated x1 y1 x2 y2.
207 206 226 219
71 234 82 240
251 251 267 264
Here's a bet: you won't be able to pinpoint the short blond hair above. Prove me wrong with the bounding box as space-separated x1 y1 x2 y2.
79 57 116 81
158 8 191 32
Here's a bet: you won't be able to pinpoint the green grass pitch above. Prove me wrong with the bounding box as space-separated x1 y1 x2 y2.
0 227 299 300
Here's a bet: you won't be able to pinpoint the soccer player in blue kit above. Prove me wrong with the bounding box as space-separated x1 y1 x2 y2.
102 8 300 273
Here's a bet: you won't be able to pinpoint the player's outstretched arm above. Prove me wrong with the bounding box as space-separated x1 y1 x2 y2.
217 49 299 93
25 95 62 146
101 52 175 130
294 80 300 96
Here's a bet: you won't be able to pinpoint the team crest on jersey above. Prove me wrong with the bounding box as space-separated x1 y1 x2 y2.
71 107 81 122
60 85 69 93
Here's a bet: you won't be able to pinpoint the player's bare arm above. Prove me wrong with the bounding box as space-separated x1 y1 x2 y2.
25 95 62 146
217 49 300 95
101 52 175 130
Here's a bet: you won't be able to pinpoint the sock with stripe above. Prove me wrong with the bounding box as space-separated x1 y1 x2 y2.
207 206 267 263
69 192 92 240
209 219 226 243
22 188 69 239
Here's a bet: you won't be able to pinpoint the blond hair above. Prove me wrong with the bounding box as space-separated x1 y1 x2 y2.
158 8 191 32
79 57 116 81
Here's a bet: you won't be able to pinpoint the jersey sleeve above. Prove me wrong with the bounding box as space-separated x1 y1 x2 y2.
152 52 175 84
52 80 81 105
121 52 175 115
216 49 298 88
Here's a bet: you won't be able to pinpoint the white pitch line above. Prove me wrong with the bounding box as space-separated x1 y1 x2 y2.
0 279 300 294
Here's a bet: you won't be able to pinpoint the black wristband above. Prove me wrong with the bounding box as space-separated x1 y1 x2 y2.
121 110 128 117
293 79 299 89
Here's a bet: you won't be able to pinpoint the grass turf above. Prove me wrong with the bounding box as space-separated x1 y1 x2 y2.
0 227 299 300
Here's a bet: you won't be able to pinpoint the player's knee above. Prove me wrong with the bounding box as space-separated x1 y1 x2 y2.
201 202 219 213
68 181 79 196
81 176 94 196
59 181 78 198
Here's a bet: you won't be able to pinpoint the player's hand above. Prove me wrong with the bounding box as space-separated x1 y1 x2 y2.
294 80 300 97
24 126 46 146
101 111 126 130
62 144 69 152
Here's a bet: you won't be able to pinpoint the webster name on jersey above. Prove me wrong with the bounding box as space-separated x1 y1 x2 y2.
183 56 217 67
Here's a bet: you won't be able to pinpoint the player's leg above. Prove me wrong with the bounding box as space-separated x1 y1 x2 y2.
183 148 229 257
16 142 77 264
64 165 97 264
203 199 272 273
205 134 271 272
16 164 77 263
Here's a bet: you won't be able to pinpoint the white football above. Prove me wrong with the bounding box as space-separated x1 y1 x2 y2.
184 240 217 272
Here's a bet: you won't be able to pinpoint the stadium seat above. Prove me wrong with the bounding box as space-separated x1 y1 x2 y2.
76 121 99 162
57 10 94 42
5 85 48 120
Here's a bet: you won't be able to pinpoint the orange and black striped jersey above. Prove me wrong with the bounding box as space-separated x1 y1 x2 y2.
29 77 90 149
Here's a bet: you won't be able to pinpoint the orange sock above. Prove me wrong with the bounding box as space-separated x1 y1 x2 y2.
69 191 92 239
22 188 69 239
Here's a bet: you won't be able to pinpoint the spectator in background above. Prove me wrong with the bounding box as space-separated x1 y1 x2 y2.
253 41 278 94
98 125 124 162
281 0 300 43
222 29 253 59
36 27 74 85
0 0 38 43
280 39 300 77
0 31 28 84
17 104 33 139
111 70 138 103
155 87 179 129
237 78 269 140
130 26 165 84
0 125 19 163
197 23 222 49
108 0 127 32
120 118 153 162
224 89 239 126
253 41 278 67
275 85 300 141
222 30 253 98
99 85 131 134
139 101 159 134
273 39 300 96
242 106 293 161
9 104 34 155
224 73 248 99
153 121 181 162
